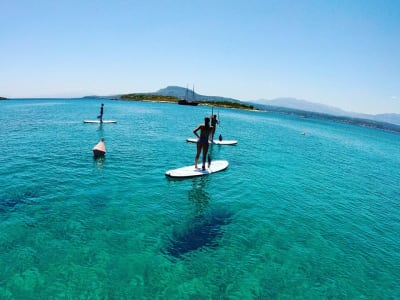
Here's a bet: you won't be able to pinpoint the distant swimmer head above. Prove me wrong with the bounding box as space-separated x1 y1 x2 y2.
101 138 105 141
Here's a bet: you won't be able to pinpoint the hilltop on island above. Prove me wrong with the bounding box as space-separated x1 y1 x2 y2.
85 86 256 110
119 87 256 110
119 94 256 110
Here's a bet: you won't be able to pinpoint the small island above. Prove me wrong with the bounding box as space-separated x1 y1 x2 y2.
0 97 8 100
119 93 256 110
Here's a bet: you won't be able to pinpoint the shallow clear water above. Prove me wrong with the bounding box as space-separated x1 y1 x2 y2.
1 99 399 298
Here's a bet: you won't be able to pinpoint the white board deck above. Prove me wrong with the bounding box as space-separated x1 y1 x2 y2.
83 120 117 124
186 138 237 145
165 160 229 178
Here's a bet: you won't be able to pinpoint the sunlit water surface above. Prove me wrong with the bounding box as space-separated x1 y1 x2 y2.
1 99 399 298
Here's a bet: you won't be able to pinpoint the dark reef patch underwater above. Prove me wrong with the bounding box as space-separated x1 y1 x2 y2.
0 191 39 213
164 209 233 259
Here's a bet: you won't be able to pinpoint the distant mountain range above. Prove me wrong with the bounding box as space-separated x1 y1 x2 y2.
252 97 400 126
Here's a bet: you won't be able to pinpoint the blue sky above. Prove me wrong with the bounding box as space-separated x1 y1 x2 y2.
1 0 399 114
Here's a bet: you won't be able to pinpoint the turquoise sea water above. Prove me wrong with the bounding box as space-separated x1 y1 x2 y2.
1 98 399 299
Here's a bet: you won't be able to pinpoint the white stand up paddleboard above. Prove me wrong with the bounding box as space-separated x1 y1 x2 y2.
165 160 229 178
83 120 117 124
186 138 237 145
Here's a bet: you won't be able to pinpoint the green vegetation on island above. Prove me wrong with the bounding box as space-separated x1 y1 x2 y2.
120 94 179 103
119 93 256 110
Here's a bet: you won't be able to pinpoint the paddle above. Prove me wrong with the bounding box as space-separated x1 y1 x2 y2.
207 106 214 167
217 110 222 140
211 106 214 141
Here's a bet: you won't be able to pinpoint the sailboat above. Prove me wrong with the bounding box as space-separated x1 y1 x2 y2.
178 85 199 106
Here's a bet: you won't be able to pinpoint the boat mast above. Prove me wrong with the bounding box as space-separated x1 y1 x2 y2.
185 84 189 101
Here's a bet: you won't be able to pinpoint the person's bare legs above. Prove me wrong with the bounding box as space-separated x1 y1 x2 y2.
195 143 202 168
202 143 209 170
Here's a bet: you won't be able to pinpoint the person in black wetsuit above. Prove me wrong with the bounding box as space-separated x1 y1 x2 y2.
210 114 219 141
97 103 104 123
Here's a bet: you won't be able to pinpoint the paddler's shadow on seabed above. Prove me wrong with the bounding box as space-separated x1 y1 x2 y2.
163 177 234 259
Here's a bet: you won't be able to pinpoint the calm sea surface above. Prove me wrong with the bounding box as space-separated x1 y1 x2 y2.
1 99 399 299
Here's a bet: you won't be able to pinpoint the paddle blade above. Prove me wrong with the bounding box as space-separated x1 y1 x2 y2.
207 154 212 167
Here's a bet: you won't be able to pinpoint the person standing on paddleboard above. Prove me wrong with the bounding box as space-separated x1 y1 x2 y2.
193 117 213 170
98 103 104 123
210 114 219 141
